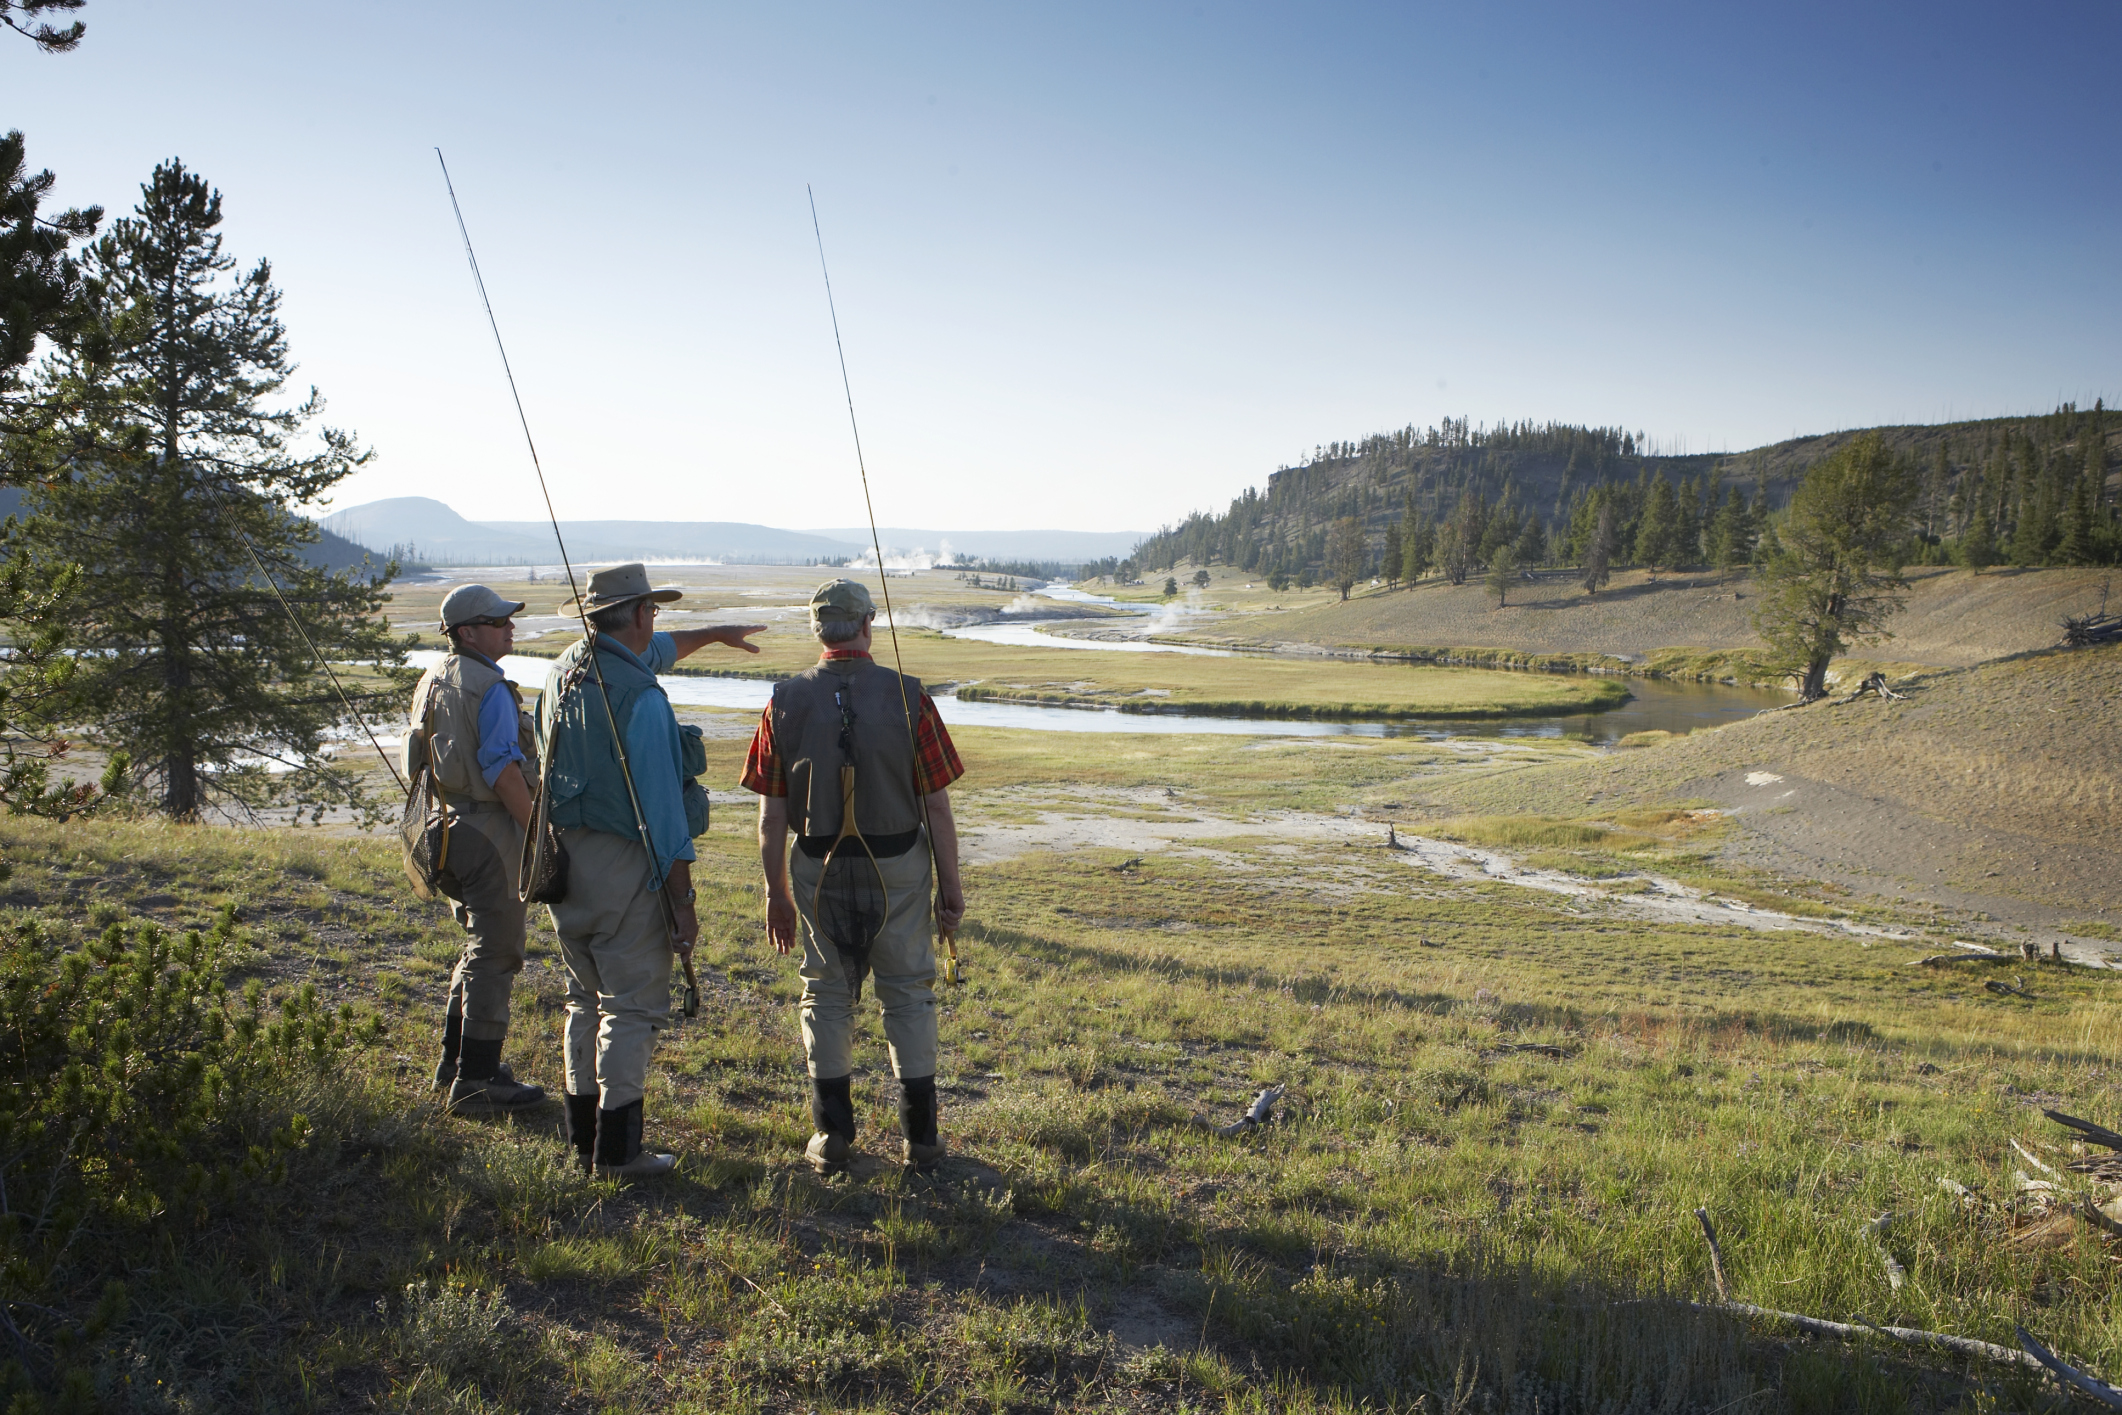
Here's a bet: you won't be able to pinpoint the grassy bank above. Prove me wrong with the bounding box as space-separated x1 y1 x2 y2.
453 619 1633 722
1163 564 2116 675
12 694 2122 1408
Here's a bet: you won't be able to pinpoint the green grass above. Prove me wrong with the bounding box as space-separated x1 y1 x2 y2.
10 720 2122 1410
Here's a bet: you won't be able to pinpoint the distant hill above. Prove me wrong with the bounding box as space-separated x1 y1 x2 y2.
1130 406 2119 578
322 497 1152 567
0 486 385 576
323 498 854 565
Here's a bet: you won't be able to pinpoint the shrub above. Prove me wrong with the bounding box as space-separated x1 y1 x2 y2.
0 905 380 1401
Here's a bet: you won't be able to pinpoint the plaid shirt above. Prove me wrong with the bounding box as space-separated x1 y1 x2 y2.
741 650 964 798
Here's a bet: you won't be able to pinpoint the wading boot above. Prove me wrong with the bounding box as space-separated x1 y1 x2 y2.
564 1093 600 1173
430 1004 464 1091
593 1099 676 1178
805 1075 856 1175
899 1075 945 1173
446 1038 547 1111
432 1006 517 1090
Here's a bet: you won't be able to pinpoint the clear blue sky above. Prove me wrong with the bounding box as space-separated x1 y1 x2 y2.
9 2 2117 531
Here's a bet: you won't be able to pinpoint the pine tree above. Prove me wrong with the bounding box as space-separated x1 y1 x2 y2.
1326 516 1365 600
1633 474 1676 575
1753 436 1919 700
2055 473 2094 566
12 159 404 820
1581 501 1614 595
1486 544 1516 608
1 129 101 443
1402 511 1434 584
1382 520 1403 588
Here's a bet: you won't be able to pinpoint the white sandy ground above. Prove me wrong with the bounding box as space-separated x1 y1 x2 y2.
953 789 2116 964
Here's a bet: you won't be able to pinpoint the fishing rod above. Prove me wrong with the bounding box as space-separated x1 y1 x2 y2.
436 149 698 1014
805 185 961 985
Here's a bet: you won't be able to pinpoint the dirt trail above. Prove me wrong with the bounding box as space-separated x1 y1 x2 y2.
1421 644 2122 952
956 792 1972 951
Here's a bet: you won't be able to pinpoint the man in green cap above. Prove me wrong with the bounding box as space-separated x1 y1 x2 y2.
741 577 967 1174
539 563 763 1177
410 583 546 1109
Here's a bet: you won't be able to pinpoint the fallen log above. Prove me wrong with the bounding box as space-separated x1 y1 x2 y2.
2061 612 2122 649
1688 1301 2044 1372
2046 1110 2122 1152
1830 671 1909 705
1914 952 2017 967
2018 1327 2122 1409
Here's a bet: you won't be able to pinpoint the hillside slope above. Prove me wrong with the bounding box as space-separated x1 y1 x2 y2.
1176 565 2114 673
1421 643 2122 939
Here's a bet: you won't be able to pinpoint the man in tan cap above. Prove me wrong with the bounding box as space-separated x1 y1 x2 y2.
539 564 763 1176
409 584 549 1109
741 577 966 1174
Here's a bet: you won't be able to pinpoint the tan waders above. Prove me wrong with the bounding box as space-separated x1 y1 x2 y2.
791 835 944 1172
548 826 678 1177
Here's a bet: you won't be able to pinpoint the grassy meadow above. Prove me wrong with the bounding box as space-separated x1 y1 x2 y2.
16 693 2122 1412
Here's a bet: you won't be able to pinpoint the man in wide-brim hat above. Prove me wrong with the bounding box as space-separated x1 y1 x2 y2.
537 563 764 1177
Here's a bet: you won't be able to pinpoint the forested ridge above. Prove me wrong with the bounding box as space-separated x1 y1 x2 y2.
1122 405 2121 589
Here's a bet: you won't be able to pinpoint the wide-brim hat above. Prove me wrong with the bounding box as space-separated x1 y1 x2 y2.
559 561 684 615
439 583 527 632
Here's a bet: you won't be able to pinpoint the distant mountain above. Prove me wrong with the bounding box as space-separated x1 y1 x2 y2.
474 519 860 563
322 497 1152 566
320 498 849 564
802 527 1152 561
0 486 385 576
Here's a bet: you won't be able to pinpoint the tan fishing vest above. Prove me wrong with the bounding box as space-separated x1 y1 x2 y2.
407 651 538 808
770 658 925 839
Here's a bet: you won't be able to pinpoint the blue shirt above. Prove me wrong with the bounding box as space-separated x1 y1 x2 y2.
577 632 695 887
474 678 525 787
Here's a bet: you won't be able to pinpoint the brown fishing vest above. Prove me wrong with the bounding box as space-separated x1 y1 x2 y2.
407 650 538 810
770 657 925 844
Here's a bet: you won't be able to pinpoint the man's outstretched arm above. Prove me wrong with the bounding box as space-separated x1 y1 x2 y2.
669 624 767 660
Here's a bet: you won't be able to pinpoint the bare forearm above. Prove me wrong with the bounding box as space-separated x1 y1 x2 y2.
494 762 534 830
757 798 790 895
925 789 961 890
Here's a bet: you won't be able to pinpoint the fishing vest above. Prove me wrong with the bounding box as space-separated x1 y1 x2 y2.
407 650 537 809
771 657 925 842
541 634 667 839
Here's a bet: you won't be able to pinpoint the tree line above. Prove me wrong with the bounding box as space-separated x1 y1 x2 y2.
1132 408 2120 590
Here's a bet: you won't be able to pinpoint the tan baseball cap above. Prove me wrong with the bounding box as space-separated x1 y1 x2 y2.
559 562 684 615
808 578 876 624
439 583 526 632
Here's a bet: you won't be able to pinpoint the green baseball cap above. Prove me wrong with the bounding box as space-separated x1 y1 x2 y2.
808 577 876 623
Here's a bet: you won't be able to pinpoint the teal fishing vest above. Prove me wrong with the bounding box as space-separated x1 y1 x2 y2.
540 635 662 840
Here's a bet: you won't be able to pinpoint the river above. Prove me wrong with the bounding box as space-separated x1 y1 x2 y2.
404 646 1788 746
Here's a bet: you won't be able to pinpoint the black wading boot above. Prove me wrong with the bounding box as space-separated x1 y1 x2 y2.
805 1075 856 1174
447 1037 546 1110
431 1005 464 1091
432 1005 515 1090
594 1099 676 1178
564 1093 600 1172
899 1076 945 1173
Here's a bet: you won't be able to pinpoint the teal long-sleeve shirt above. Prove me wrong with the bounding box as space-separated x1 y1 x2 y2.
543 631 695 890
